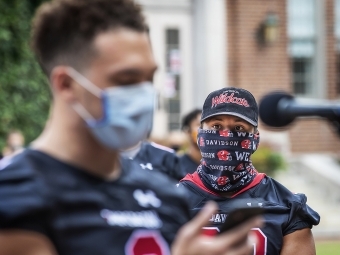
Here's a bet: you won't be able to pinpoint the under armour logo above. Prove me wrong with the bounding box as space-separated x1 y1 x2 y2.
140 163 153 170
247 202 263 207
133 189 161 208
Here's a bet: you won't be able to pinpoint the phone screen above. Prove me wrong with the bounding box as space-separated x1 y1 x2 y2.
218 207 264 234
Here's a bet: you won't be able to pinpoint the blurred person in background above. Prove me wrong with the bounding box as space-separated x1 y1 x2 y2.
0 130 25 168
0 1 262 255
177 109 202 177
178 87 320 255
2 130 25 157
121 139 183 181
166 130 187 153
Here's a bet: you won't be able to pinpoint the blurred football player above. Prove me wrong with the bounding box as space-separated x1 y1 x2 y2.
178 109 202 176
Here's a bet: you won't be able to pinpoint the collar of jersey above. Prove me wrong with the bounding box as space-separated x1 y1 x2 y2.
180 172 266 198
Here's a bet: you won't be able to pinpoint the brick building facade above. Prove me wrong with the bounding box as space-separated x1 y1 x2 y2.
226 0 340 153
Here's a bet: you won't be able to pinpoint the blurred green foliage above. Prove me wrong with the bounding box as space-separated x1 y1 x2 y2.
0 0 50 152
251 145 286 177
316 240 340 255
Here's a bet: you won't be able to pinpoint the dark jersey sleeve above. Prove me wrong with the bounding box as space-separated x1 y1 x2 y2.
254 177 320 236
136 142 184 181
161 150 183 180
282 192 320 235
177 154 199 177
0 156 52 236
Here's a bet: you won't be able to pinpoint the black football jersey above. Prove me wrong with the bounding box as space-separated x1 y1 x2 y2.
177 154 199 177
0 149 191 255
178 172 320 255
131 142 183 181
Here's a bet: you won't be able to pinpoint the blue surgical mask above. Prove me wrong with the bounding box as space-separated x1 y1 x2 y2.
67 67 155 150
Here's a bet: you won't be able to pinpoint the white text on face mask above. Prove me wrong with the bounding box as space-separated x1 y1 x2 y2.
235 152 250 161
205 140 239 146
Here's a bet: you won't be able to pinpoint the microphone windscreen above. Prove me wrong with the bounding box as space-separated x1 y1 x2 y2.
259 91 295 127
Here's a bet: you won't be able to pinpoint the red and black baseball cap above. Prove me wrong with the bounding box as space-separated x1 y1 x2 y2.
200 87 258 127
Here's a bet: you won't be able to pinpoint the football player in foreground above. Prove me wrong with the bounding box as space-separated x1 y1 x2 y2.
0 1 262 255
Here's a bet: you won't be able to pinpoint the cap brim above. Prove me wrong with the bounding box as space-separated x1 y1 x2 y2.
201 112 258 127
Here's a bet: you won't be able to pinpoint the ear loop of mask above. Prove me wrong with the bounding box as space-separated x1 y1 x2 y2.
66 67 103 122
72 103 96 122
67 67 102 98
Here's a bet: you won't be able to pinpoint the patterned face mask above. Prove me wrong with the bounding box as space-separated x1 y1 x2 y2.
197 128 260 193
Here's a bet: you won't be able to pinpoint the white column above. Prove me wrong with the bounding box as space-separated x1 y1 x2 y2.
137 0 193 138
314 0 326 99
192 0 227 108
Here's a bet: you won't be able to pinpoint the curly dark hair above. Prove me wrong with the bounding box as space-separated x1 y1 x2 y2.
181 109 202 131
31 0 147 75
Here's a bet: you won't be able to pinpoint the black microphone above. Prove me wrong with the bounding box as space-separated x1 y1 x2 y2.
259 91 340 127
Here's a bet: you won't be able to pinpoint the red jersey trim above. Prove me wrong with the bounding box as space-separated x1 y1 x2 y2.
180 172 266 198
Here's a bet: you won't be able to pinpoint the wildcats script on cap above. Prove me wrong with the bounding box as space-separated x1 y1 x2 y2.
211 92 250 108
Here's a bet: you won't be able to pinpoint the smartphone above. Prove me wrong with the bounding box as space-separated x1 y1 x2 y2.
218 206 264 234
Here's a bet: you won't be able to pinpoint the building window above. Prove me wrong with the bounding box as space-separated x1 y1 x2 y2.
335 0 340 94
291 58 312 94
287 0 316 95
165 28 181 131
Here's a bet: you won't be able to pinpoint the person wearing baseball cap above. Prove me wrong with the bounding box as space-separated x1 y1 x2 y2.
178 87 320 255
0 0 265 253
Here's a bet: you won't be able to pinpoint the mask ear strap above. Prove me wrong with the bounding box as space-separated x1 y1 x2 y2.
67 67 102 98
72 102 96 122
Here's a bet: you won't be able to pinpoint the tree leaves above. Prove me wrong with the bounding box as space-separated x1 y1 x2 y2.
0 0 50 151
